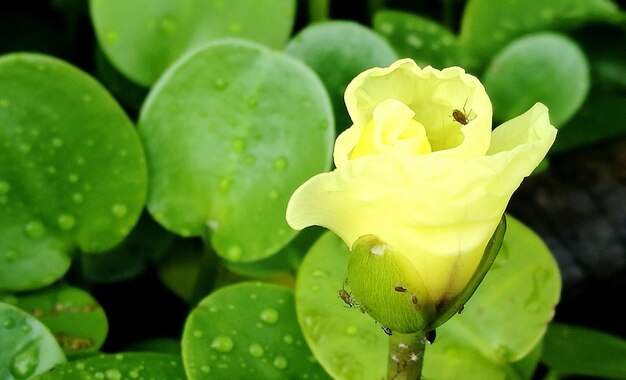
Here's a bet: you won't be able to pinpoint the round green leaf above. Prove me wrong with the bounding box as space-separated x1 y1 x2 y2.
459 0 622 69
0 302 66 380
541 322 626 379
424 214 561 378
182 282 329 379
34 352 185 380
2 284 108 357
483 32 590 126
79 212 175 284
296 231 387 380
0 53 147 291
373 10 462 69
90 0 296 86
285 20 397 133
139 39 334 263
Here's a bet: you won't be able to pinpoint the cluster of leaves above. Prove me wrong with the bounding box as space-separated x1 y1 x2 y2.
1 0 626 379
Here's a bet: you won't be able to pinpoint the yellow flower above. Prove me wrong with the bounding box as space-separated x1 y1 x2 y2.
286 59 557 332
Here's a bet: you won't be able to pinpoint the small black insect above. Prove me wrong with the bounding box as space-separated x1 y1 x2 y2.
381 325 393 336
452 99 473 125
425 329 436 344
394 285 407 293
338 288 354 307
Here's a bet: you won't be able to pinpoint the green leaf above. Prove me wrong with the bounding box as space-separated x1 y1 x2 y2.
424 214 561 378
374 10 462 69
483 32 590 127
296 231 387 380
541 322 626 379
285 20 397 133
0 302 66 380
459 0 622 69
34 352 184 379
124 337 182 355
156 237 218 304
90 0 296 86
1 284 108 358
79 212 175 284
139 39 334 263
182 282 329 379
0 53 147 291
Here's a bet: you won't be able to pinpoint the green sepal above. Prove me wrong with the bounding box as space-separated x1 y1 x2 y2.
424 215 507 332
346 215 506 335
347 235 436 334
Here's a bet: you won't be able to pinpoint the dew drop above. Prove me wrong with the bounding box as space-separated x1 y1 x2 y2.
218 177 233 194
231 138 247 152
248 343 264 357
229 22 242 33
52 138 63 148
72 192 84 204
200 365 210 373
213 78 227 90
0 98 10 108
68 173 79 183
75 362 85 370
160 17 177 34
210 335 234 353
21 323 32 333
311 269 327 277
112 204 128 218
95 372 105 379
46 166 57 175
245 155 256 166
282 335 293 344
272 355 288 370
5 250 16 262
9 341 39 379
19 144 31 153
105 30 120 44
273 156 288 171
24 220 45 238
269 190 279 200
82 94 92 103
259 308 279 324
346 325 358 336
225 245 242 261
3 318 15 329
57 214 76 230
0 181 10 194
193 330 203 338
105 368 122 380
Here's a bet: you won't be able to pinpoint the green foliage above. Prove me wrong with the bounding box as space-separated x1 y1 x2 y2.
90 0 296 86
0 53 147 291
2 284 108 357
541 322 626 379
0 302 66 380
285 20 397 133
33 352 185 380
1 1 625 379
138 39 334 263
182 282 329 379
484 32 590 127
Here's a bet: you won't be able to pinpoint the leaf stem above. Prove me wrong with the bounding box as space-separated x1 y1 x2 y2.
308 0 330 23
387 332 426 380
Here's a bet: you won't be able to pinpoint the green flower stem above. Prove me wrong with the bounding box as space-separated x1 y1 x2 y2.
387 332 426 380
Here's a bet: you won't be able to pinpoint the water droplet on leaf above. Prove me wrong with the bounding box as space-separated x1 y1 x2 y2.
273 156 288 171
248 343 264 357
112 204 128 218
211 335 234 353
57 214 76 230
272 355 288 370
24 220 46 238
259 308 279 324
9 341 39 379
